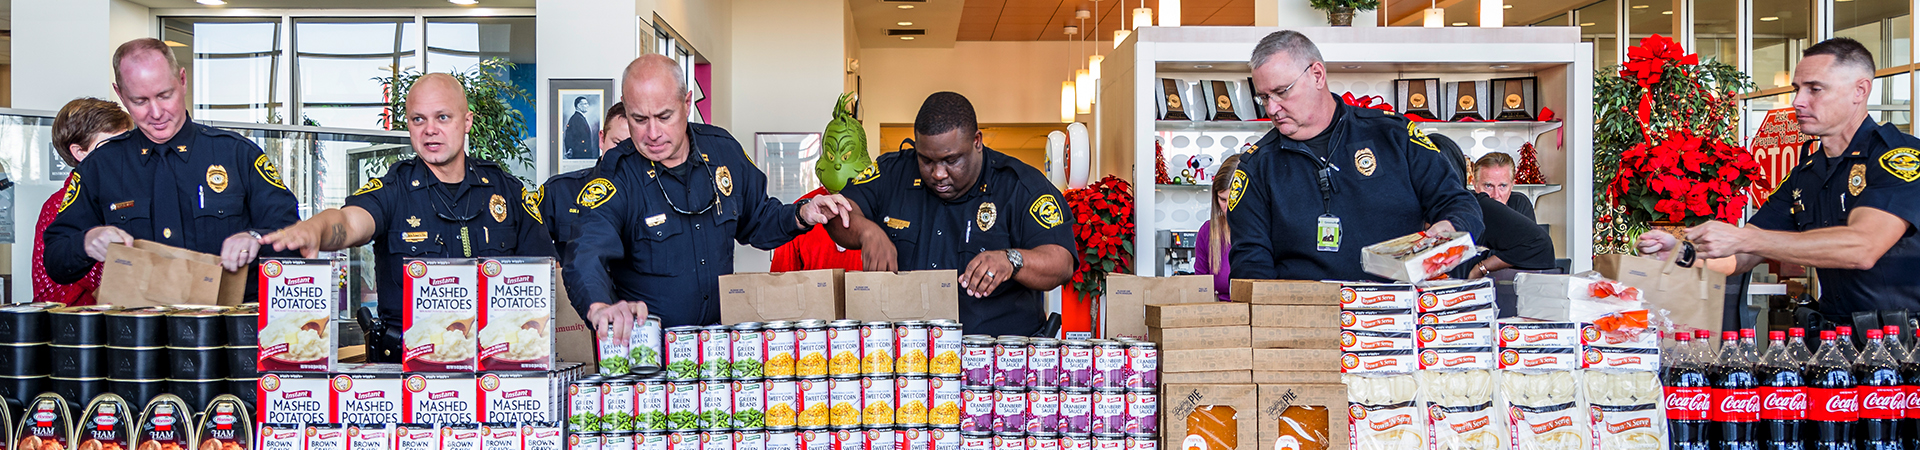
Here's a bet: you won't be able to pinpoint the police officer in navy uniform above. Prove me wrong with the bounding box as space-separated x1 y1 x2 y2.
542 101 630 263
45 38 300 292
260 73 555 361
566 55 854 342
826 92 1078 337
1642 38 1920 321
1227 31 1483 282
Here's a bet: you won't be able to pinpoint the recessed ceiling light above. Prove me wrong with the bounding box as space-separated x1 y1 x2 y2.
1503 4 1512 8
898 4 914 9
1760 16 1779 21
1662 10 1672 14
1631 4 1649 9
1490 64 1511 69
900 36 915 40
447 0 477 4
1341 65 1362 69
163 40 189 47
1194 64 1213 69
897 21 914 26
1452 22 1468 26
1580 22 1596 26
197 0 226 4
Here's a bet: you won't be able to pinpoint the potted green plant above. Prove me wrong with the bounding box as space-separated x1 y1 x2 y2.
1308 0 1379 26
374 58 535 182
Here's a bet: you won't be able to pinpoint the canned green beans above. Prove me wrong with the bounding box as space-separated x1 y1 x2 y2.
668 382 701 431
732 323 766 379
702 325 734 380
736 430 768 450
630 315 664 375
637 379 669 432
604 379 637 432
733 379 766 428
666 326 702 381
701 379 735 430
570 378 604 432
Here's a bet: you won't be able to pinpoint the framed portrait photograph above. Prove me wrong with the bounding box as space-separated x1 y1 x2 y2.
1394 78 1441 120
1446 80 1489 121
1491 77 1539 121
549 78 615 174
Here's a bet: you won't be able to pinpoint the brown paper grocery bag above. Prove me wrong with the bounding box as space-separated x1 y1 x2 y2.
1593 253 1728 333
719 269 846 323
844 270 959 322
552 268 596 364
1102 274 1215 339
98 240 246 307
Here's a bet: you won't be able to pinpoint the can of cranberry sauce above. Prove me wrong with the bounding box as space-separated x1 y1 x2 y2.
1123 342 1155 390
961 336 996 387
1026 338 1061 389
1058 341 1093 388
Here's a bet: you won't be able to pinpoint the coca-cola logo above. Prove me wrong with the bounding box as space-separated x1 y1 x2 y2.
1822 394 1859 413
1763 391 1808 410
1719 393 1761 414
1862 389 1904 411
1665 391 1711 411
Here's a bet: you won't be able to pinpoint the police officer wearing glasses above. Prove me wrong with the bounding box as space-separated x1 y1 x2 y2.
1227 31 1483 282
259 73 555 361
565 55 854 342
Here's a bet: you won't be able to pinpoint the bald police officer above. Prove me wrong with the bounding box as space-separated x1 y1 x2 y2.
45 38 301 294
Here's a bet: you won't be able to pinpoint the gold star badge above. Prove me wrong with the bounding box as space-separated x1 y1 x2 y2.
407 216 422 228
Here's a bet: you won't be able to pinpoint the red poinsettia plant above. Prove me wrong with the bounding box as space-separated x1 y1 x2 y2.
1609 128 1766 225
1066 175 1135 299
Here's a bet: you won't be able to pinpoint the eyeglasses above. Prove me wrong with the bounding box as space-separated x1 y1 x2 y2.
653 157 721 216
1256 63 1318 105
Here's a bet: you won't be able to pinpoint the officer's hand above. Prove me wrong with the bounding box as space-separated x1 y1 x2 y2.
260 222 323 258
588 301 640 342
1685 221 1752 259
1636 230 1680 260
860 232 899 272
1426 221 1457 236
961 250 1015 298
220 231 264 272
800 194 855 228
83 226 135 262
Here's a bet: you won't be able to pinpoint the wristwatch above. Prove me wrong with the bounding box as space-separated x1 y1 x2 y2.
793 198 814 227
1005 249 1024 278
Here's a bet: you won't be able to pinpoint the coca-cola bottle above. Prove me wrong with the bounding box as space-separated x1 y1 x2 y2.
1882 326 1909 363
1760 330 1809 450
1746 329 1762 361
1793 328 1817 368
1673 331 1714 450
1901 329 1920 450
1856 329 1903 450
1809 330 1861 450
1718 330 1763 450
1839 326 1862 365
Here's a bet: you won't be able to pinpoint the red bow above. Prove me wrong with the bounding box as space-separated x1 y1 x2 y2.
1341 92 1396 112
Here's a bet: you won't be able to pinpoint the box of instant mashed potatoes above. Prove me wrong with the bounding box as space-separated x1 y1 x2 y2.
478 257 556 372
404 258 480 372
258 259 338 372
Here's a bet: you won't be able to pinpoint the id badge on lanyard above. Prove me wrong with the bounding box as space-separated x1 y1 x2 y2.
1316 214 1341 252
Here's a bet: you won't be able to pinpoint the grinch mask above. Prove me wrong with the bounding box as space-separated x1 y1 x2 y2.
818 92 872 193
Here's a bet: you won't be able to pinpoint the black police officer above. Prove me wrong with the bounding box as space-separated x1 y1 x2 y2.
45 38 300 290
260 73 555 360
542 101 630 263
826 92 1078 337
565 55 853 342
1641 38 1920 319
1228 31 1483 282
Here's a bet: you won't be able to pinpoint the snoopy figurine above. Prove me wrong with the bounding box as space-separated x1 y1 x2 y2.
1187 154 1216 183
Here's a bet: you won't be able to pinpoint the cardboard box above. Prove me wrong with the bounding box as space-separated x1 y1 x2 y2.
1251 349 1340 372
1250 305 1338 328
101 239 248 307
257 258 339 373
1164 371 1253 384
478 257 556 371
402 258 480 372
1146 303 1250 329
719 269 846 324
1256 384 1350 450
1250 327 1340 349
1105 274 1216 339
1162 348 1252 373
1148 326 1251 350
844 270 959 322
1229 280 1341 305
1251 371 1342 384
551 273 594 364
1162 384 1259 450
1362 231 1477 282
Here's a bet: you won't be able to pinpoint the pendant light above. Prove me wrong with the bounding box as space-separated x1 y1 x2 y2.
1062 81 1077 123
1090 55 1104 81
1479 0 1503 27
1114 30 1130 48
1089 0 1103 80
1133 0 1152 29
1423 0 1445 27
1074 15 1094 114
1159 0 1180 27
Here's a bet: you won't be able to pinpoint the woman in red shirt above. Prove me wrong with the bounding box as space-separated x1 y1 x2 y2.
33 98 131 305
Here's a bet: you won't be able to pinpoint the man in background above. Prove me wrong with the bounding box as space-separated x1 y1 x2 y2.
1472 152 1535 221
564 96 597 159
543 101 629 262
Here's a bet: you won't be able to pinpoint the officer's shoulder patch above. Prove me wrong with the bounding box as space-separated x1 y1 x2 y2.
1227 169 1248 211
1879 147 1920 183
578 178 617 209
255 154 288 190
1028 194 1065 229
850 164 882 185
352 179 383 196
1407 122 1438 152
57 172 80 213
523 187 544 224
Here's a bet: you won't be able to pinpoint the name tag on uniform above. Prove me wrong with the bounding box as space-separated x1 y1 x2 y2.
1316 215 1342 252
111 200 135 211
646 213 668 227
402 231 429 243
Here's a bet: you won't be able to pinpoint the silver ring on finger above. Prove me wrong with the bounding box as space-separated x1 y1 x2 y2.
987 270 994 279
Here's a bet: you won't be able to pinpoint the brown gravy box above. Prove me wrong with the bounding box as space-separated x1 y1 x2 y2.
405 372 478 424
404 258 480 372
522 423 564 450
479 257 556 371
395 424 440 450
259 424 306 450
258 259 338 372
260 372 333 425
441 423 484 450
306 423 349 450
481 423 523 450
347 423 392 450
333 368 405 423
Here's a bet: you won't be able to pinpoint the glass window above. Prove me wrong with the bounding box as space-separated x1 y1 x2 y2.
1752 0 1812 91
1579 0 1620 69
1871 72 1913 133
1834 0 1912 68
165 18 286 124
1625 0 1670 43
295 19 419 130
1694 0 1739 66
425 17 536 74
1534 13 1569 27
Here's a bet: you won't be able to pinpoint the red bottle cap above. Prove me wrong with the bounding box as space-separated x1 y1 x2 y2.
1770 331 1785 341
1676 332 1691 341
1868 329 1885 339
1838 326 1853 336
1885 325 1900 335
1724 331 1738 341
1741 329 1756 338
1822 330 1837 340
1695 329 1711 339
1791 327 1806 337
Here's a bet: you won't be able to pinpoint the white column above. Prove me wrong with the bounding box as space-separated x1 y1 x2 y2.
725 0 848 274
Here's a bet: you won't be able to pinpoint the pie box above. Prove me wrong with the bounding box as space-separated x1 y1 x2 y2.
1251 305 1338 329
1163 371 1252 384
1340 349 1417 374
1162 348 1253 373
1581 346 1660 372
1251 371 1343 384
1252 349 1341 372
1255 384 1349 450
1160 384 1259 450
1148 326 1251 350
1146 303 1250 328
1229 279 1341 305
1361 231 1478 283
1416 323 1495 348
1339 309 1415 333
1337 283 1418 310
1496 346 1580 371
1339 330 1414 352
1497 321 1582 348
1251 327 1340 349
1416 346 1495 370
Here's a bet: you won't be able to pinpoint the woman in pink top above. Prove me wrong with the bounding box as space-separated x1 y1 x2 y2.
33 98 131 305
1193 154 1240 301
